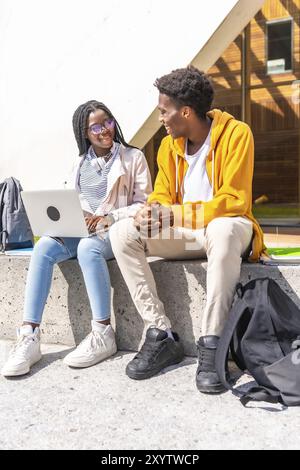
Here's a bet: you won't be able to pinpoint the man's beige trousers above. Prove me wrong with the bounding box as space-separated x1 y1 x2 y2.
109 216 253 337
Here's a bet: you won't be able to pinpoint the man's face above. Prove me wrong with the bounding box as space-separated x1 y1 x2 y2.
158 93 187 139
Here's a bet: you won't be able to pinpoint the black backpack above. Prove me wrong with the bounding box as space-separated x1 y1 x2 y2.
216 278 300 407
0 177 33 252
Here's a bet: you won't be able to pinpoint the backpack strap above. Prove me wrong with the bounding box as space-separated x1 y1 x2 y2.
0 177 21 251
240 387 281 406
215 284 248 390
0 181 8 252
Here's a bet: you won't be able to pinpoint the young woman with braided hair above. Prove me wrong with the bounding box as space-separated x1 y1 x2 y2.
2 100 152 377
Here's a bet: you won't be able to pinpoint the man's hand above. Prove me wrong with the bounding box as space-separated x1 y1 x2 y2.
133 205 151 229
134 203 174 237
158 205 174 231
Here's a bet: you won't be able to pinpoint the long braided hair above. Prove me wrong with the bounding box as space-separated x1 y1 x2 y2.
72 100 134 156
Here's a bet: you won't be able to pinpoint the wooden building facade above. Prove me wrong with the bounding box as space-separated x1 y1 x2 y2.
144 0 300 220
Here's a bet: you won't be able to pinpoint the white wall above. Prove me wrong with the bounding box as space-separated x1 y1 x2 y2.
0 0 264 190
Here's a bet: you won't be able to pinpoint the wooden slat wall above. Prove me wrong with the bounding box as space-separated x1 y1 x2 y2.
209 36 242 119
208 0 300 204
250 0 300 203
144 126 166 183
253 129 299 203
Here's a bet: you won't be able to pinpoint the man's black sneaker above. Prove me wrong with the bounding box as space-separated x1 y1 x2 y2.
196 335 226 394
126 327 184 380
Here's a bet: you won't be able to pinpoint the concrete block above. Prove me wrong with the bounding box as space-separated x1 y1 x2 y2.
1 255 300 356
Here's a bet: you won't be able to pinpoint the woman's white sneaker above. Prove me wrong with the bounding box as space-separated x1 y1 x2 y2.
1 325 42 377
63 321 117 368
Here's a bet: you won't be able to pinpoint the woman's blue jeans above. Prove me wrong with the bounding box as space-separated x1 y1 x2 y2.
23 234 114 324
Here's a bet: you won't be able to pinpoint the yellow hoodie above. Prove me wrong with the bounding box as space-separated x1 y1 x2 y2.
148 109 265 262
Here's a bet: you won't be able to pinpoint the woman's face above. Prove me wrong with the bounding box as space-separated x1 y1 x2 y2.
86 108 116 152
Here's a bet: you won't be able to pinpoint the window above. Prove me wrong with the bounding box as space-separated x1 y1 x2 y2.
266 19 292 74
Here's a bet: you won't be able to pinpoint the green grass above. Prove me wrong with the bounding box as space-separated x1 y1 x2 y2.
253 205 300 218
267 247 300 257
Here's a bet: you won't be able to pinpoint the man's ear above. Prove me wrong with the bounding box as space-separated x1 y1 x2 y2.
182 106 191 118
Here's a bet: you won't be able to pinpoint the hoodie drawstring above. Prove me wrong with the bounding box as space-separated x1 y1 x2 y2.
212 149 215 196
175 154 178 200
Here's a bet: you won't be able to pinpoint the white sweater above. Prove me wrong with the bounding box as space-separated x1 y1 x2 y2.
66 145 152 219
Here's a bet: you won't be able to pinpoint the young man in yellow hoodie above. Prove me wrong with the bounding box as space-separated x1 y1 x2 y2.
110 66 265 393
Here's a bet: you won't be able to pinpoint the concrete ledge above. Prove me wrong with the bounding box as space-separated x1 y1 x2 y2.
1 256 300 355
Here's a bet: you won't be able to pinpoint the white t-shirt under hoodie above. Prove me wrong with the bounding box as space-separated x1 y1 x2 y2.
183 126 212 203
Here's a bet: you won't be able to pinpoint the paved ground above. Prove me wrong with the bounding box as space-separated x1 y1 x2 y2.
264 231 300 247
0 339 300 450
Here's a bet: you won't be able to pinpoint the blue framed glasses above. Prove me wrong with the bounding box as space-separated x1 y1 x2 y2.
88 119 115 135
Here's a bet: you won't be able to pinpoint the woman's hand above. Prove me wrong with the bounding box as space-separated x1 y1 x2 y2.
85 215 104 233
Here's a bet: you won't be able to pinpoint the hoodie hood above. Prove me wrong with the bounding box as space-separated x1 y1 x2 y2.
170 109 235 157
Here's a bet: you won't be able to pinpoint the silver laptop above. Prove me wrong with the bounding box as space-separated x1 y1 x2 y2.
21 189 89 238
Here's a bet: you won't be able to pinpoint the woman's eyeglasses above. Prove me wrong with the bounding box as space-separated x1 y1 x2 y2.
88 119 115 135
